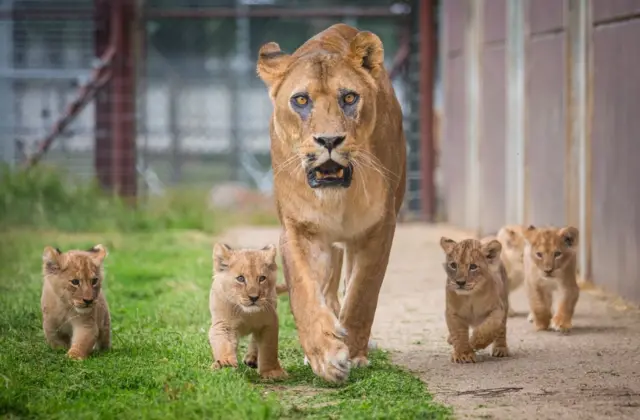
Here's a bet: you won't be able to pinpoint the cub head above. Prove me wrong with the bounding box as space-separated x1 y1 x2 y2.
257 26 385 190
42 244 108 314
440 237 502 295
496 225 526 258
523 225 579 277
212 243 278 313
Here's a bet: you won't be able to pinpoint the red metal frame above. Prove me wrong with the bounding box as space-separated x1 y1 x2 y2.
419 0 436 221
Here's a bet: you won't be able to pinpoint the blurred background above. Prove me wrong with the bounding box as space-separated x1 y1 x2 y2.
0 0 639 304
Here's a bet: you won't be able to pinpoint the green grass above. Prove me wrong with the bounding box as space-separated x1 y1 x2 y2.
0 166 451 419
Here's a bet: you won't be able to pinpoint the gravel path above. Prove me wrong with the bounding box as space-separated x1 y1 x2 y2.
219 223 640 420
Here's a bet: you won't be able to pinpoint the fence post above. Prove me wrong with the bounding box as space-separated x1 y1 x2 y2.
95 0 113 190
0 0 15 166
419 0 436 222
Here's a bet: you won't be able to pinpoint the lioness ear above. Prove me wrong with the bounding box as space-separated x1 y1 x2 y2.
440 237 457 254
481 239 502 263
558 226 579 248
43 246 61 273
256 42 292 92
213 243 232 271
348 31 384 77
87 244 108 263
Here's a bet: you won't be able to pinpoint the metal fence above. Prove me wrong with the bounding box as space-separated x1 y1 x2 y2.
0 0 438 219
440 0 640 304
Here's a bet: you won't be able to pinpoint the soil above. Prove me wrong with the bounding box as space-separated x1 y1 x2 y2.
219 223 640 420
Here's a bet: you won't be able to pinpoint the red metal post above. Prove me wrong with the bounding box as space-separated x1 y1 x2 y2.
110 0 137 201
419 0 436 221
95 0 112 191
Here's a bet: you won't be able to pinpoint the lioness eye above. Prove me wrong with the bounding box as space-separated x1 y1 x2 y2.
236 275 246 283
448 261 457 270
343 93 357 104
293 95 309 106
71 279 80 286
536 252 543 259
469 264 478 271
92 277 99 285
258 276 267 283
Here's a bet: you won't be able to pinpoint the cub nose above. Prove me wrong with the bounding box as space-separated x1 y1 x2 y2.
83 298 93 305
455 280 466 287
248 295 259 303
544 269 554 275
313 135 345 151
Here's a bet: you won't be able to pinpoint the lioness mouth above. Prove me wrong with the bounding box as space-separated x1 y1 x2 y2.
307 160 353 189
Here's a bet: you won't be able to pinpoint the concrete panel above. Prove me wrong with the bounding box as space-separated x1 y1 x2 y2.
591 19 640 304
529 0 565 34
592 0 640 23
525 34 566 227
483 0 507 43
445 0 468 53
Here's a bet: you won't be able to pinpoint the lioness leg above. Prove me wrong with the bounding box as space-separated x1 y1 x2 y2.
280 229 350 383
340 220 395 368
209 323 239 369
255 317 287 380
243 334 259 368
446 312 475 363
323 245 343 318
526 282 552 331
551 283 580 333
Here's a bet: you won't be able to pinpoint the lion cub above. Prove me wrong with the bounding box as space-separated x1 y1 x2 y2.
208 243 288 379
41 244 111 360
523 225 580 333
486 225 527 317
440 237 509 363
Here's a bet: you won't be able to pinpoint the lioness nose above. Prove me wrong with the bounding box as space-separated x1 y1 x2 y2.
248 295 259 303
313 135 345 151
83 298 93 305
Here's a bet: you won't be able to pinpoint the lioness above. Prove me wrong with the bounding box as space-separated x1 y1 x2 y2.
208 243 288 380
523 225 580 333
441 237 509 363
41 245 111 360
256 23 406 383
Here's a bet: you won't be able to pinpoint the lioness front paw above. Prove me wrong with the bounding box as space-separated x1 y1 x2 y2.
211 357 238 370
551 315 572 334
302 311 351 383
350 355 370 368
243 353 258 369
451 350 476 364
491 346 509 358
260 367 288 380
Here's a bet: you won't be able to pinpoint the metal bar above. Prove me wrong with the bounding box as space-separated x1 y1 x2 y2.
465 0 481 232
143 7 410 19
418 0 436 221
0 9 94 20
95 0 113 191
111 0 137 200
0 1 15 166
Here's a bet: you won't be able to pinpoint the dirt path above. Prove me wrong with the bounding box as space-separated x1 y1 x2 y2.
219 224 640 420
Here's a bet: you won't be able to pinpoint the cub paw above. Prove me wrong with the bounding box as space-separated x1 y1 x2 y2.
243 353 258 369
551 316 572 334
260 367 288 380
451 350 476 364
491 346 509 358
67 348 87 360
508 306 517 318
527 312 534 323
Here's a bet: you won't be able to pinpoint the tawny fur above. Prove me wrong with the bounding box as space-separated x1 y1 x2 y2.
522 225 580 333
41 244 111 360
440 237 509 363
208 243 288 380
483 224 526 317
256 24 406 383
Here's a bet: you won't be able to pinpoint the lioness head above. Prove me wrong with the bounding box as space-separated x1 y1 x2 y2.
523 225 579 277
212 243 279 313
42 245 108 314
440 237 502 295
256 25 385 190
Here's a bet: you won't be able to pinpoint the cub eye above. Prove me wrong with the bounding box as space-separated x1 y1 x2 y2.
292 94 309 107
343 92 358 105
258 275 267 283
448 261 457 270
535 252 543 259
553 251 562 258
236 275 246 283
469 264 478 271
92 277 99 286
71 279 80 286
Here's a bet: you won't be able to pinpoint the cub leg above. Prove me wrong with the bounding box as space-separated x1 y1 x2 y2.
469 308 505 352
67 326 98 360
551 283 580 333
526 282 552 331
43 318 70 350
209 322 238 369
255 318 287 380
446 312 475 363
243 334 259 369
97 312 111 351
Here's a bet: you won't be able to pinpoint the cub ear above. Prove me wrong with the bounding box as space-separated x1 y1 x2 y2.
213 243 233 271
348 31 384 77
481 239 502 263
256 42 293 92
440 237 457 254
261 244 277 262
558 226 579 248
87 244 108 263
523 224 537 243
43 246 61 273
